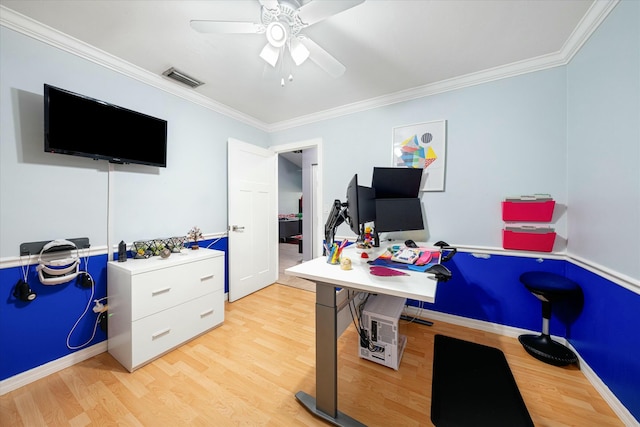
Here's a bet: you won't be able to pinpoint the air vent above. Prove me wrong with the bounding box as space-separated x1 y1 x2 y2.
162 67 204 88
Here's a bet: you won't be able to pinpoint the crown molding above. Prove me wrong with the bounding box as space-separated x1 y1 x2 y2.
0 5 269 132
1 1 619 134
559 0 619 62
265 0 620 132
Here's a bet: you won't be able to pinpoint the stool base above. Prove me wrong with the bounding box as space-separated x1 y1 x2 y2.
518 334 577 366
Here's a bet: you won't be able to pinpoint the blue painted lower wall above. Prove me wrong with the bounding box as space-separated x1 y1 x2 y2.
0 237 228 381
1 243 638 422
424 253 567 333
412 252 640 422
0 254 108 379
565 263 640 422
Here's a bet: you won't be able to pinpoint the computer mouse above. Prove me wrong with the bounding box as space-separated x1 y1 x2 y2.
425 264 452 281
405 239 418 248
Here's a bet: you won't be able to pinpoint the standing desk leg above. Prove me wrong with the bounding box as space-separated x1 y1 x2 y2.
295 282 366 427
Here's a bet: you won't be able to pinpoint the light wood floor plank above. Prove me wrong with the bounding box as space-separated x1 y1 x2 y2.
0 283 624 426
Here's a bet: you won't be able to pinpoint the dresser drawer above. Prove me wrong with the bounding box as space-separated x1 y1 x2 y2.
131 256 223 320
130 290 223 370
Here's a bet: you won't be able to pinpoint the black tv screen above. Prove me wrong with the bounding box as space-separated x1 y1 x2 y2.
44 84 167 167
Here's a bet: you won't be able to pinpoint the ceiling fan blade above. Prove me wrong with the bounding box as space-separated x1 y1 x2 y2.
289 37 310 66
260 43 281 67
299 36 346 78
190 20 261 34
297 0 365 26
258 0 279 11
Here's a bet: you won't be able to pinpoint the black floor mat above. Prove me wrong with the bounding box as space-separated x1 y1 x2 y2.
431 334 534 427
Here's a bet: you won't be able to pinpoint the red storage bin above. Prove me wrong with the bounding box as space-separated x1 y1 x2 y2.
502 200 555 222
502 227 556 252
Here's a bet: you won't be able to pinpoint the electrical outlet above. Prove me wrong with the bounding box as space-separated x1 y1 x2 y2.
99 312 108 333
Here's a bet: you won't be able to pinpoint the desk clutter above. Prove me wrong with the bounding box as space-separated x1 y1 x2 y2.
372 244 441 272
501 194 557 252
324 239 456 281
369 240 455 281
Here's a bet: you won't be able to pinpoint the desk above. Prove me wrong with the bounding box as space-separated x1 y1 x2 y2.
285 245 438 427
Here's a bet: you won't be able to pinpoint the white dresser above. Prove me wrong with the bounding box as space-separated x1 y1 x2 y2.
107 248 224 372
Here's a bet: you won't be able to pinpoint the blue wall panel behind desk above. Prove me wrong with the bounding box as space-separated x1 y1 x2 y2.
425 253 568 334
410 252 640 422
566 263 640 421
0 254 108 380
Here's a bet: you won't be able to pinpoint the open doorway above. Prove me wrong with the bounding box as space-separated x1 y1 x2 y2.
273 139 322 291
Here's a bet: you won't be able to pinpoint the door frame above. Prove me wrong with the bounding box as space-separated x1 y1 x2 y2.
271 138 323 260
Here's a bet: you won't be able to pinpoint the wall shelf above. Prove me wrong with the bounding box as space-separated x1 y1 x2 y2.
20 237 90 256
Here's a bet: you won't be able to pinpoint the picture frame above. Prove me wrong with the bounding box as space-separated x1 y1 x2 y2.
392 120 447 192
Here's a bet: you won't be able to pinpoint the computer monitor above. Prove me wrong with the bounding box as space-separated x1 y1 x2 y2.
345 174 376 236
372 167 422 198
374 198 424 233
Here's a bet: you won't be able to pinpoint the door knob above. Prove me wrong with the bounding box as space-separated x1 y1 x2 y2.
231 225 245 232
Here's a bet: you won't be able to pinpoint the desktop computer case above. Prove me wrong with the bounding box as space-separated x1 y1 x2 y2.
359 294 407 370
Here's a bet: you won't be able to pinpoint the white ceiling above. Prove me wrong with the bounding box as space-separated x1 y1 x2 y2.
1 0 610 130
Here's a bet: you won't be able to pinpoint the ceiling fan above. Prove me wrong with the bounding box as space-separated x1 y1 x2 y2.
190 0 364 81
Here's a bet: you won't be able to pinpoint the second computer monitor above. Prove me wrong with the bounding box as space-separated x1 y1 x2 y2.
374 198 424 233
371 167 423 199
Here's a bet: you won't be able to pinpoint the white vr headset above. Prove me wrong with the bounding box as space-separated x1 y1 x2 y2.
36 239 81 285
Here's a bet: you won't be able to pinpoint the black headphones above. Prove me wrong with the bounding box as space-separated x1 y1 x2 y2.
13 279 37 302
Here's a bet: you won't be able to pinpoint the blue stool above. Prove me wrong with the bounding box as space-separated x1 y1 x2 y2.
518 272 580 366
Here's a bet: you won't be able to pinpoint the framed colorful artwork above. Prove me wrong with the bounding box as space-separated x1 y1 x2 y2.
392 120 447 192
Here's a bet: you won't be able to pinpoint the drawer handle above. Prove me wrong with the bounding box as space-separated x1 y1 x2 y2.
200 274 214 281
151 287 171 296
151 328 171 340
200 309 214 318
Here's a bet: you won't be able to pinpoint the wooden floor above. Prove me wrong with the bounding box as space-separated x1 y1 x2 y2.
278 242 315 292
0 284 623 427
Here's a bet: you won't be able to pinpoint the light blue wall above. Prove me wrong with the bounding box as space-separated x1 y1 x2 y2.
0 26 269 256
271 68 569 249
567 0 640 280
278 157 302 215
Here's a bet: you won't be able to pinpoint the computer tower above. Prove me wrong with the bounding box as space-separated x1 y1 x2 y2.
359 294 407 370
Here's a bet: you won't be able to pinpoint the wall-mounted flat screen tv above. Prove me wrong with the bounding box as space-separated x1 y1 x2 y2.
44 84 167 167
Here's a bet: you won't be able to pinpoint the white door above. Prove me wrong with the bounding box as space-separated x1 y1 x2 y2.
228 138 278 302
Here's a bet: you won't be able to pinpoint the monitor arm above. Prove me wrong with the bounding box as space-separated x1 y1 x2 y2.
324 199 346 254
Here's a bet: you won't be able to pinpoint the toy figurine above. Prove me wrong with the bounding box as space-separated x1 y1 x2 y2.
364 226 373 245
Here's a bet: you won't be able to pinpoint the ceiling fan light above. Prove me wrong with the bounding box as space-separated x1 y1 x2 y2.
289 38 310 66
266 22 288 48
260 43 280 67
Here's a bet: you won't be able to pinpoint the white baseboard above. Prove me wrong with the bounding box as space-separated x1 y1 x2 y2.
0 342 107 396
567 341 639 427
403 306 638 426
